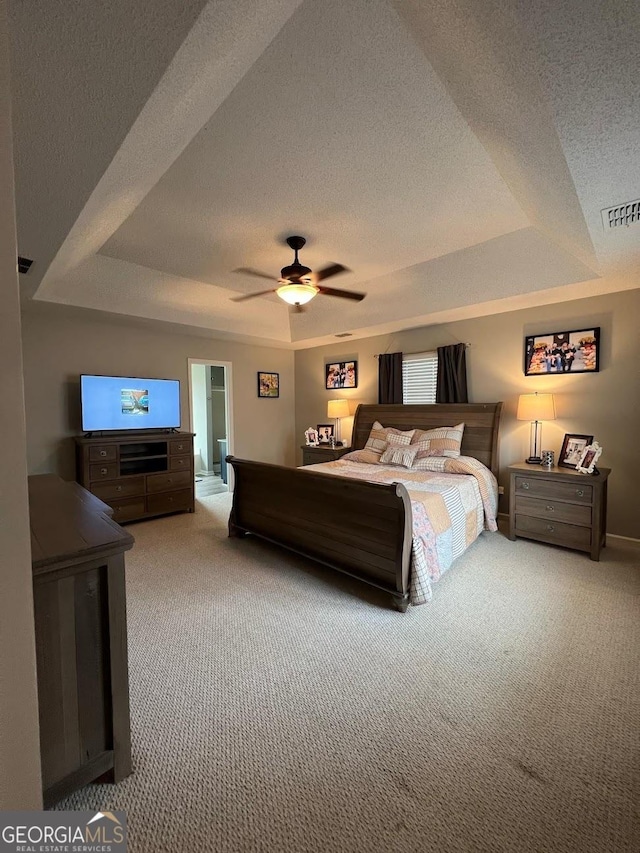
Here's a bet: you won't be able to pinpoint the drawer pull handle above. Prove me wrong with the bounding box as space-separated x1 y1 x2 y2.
116 486 122 492
168 478 173 483
547 525 555 532
177 444 183 450
545 505 555 512
522 482 529 490
100 450 107 457
101 468 107 475
576 489 584 497
168 497 173 502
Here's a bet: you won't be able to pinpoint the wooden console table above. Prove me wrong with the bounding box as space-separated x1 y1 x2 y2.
29 474 135 806
75 431 195 524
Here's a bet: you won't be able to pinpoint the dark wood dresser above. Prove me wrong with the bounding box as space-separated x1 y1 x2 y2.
29 474 134 806
75 432 195 523
508 462 610 560
301 444 352 465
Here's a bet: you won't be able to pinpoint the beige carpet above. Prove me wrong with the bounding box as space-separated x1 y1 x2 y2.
57 494 640 853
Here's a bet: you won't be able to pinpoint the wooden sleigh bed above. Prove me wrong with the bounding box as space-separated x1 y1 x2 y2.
227 403 502 611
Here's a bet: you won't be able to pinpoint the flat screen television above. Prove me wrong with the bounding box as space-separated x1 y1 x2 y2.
80 375 181 432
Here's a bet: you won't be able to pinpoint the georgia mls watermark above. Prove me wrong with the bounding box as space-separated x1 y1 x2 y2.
0 811 127 853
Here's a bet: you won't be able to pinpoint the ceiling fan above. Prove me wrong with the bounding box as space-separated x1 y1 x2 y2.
230 236 366 311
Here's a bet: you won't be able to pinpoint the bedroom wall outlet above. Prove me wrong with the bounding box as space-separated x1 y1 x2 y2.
498 485 505 495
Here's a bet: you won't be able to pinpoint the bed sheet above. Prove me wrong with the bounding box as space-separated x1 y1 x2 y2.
302 456 498 605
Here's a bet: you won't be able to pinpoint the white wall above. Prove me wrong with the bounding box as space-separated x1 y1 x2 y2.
0 0 42 808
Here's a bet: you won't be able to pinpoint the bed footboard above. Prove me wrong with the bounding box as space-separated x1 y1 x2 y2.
227 457 413 610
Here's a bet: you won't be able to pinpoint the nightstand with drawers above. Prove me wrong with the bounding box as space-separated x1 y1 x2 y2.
508 462 610 560
301 445 352 466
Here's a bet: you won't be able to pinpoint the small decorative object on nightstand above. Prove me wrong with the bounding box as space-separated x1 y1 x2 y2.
301 445 351 466
304 426 319 446
508 462 610 560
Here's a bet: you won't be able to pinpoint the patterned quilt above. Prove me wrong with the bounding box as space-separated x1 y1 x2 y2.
303 456 498 605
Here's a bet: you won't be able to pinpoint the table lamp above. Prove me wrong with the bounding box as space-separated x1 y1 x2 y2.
517 392 556 464
327 399 349 446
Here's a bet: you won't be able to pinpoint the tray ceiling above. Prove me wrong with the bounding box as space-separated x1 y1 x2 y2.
10 0 640 347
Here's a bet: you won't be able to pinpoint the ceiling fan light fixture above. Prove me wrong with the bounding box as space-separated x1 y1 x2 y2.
276 283 318 305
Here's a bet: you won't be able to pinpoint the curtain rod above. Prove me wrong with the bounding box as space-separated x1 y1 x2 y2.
374 344 470 358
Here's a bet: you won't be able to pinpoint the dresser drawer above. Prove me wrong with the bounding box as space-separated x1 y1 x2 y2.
89 462 119 481
92 477 145 501
169 455 192 472
89 445 117 463
146 470 191 493
301 447 350 465
515 496 591 527
515 514 591 550
514 475 593 504
169 438 191 456
147 489 192 514
110 497 146 523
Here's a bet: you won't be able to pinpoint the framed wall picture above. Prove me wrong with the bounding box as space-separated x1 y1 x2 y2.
523 327 600 376
559 433 594 468
316 423 334 444
257 372 279 398
325 360 358 389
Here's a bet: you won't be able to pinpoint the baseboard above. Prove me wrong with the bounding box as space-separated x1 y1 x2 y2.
607 533 640 546
497 513 639 546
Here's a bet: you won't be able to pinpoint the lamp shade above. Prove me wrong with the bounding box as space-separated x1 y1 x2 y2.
327 399 349 419
517 393 556 422
276 283 318 305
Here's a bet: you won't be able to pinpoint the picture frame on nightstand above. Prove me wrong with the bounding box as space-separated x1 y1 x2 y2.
559 433 593 468
316 424 334 444
576 441 603 475
304 427 319 446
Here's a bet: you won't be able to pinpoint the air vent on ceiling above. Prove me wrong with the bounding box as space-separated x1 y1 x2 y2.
17 255 33 274
601 199 640 230
334 332 353 337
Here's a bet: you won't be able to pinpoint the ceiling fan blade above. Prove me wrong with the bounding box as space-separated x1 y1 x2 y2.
312 263 349 283
317 285 366 301
230 288 277 302
233 267 276 282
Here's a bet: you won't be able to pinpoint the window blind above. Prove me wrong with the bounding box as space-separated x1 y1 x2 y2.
402 351 437 404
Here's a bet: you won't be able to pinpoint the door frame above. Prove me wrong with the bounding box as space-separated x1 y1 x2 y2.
187 358 234 489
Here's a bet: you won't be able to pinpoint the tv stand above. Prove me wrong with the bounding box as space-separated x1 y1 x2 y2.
75 432 195 523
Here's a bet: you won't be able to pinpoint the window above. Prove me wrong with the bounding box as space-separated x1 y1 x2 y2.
402 351 437 404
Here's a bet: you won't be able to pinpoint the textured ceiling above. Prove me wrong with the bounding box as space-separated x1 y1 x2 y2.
10 0 640 347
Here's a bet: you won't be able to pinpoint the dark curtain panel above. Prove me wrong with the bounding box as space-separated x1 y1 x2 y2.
436 343 468 403
378 352 403 404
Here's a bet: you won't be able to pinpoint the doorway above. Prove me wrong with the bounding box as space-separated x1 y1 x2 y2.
188 359 233 498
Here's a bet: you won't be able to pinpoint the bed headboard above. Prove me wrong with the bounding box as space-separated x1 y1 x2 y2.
351 403 503 475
